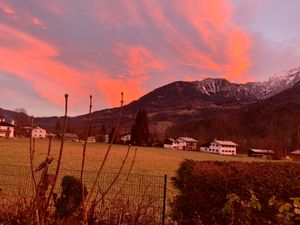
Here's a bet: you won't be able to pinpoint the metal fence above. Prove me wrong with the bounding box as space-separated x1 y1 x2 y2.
0 164 167 225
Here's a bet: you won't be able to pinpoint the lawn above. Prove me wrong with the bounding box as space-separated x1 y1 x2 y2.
0 137 261 177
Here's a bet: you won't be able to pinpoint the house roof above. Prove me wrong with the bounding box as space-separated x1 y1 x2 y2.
213 140 238 146
0 121 14 127
250 149 274 154
178 137 198 142
290 150 300 155
63 133 79 139
32 127 46 131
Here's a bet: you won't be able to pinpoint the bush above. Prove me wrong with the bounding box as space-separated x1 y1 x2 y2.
55 175 87 219
171 160 300 225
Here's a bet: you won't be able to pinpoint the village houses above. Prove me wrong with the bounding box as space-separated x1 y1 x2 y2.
32 127 47 139
164 137 198 150
248 149 274 159
200 139 238 155
0 119 14 138
120 133 131 144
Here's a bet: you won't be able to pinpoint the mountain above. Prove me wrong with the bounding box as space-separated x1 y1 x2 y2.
246 66 300 99
2 66 300 141
168 80 300 154
34 78 258 137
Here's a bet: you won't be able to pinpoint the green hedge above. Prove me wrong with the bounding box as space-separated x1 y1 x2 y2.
171 160 300 225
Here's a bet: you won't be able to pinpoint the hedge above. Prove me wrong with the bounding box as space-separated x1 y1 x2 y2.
171 160 300 225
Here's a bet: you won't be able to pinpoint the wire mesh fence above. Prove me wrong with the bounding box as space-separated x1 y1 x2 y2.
0 164 167 224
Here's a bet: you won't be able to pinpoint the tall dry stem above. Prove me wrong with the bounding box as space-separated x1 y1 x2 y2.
44 94 69 211
83 92 124 223
80 95 93 215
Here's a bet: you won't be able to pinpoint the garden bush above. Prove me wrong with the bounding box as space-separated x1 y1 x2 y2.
171 160 300 225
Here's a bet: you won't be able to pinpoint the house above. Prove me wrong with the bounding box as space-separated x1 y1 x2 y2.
32 127 47 139
60 133 79 141
0 119 14 138
290 150 300 161
163 138 179 149
248 149 274 159
177 137 198 150
120 133 131 144
86 136 96 143
200 139 238 155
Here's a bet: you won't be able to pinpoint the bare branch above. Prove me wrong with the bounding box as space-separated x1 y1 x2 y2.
84 92 124 218
80 95 93 215
45 94 69 210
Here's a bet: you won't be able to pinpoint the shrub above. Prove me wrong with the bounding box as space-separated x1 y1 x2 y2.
171 160 300 225
55 175 87 219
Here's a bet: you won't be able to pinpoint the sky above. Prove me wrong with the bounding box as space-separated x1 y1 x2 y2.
1 0 300 116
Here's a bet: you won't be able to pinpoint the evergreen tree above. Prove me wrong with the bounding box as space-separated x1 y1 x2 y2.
131 110 150 146
100 124 106 134
55 118 62 134
109 127 116 143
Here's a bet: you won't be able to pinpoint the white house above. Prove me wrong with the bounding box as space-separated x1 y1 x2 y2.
32 127 47 138
0 119 14 138
177 137 198 150
163 138 179 149
164 137 198 150
120 133 131 144
200 139 238 155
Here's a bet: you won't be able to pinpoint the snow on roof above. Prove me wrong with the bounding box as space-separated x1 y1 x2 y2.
290 150 300 155
213 140 238 146
178 137 198 142
250 149 274 154
167 138 177 142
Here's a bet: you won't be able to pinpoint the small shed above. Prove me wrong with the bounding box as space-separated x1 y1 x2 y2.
290 150 300 161
248 149 274 159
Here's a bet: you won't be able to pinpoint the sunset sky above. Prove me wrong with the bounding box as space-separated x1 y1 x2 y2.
1 0 300 116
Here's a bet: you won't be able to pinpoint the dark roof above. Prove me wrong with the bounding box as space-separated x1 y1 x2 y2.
0 121 14 127
249 149 274 154
62 133 79 139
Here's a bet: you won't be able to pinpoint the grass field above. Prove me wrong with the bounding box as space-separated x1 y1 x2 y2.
0 138 262 177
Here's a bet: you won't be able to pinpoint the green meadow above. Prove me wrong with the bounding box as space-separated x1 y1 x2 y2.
0 138 261 177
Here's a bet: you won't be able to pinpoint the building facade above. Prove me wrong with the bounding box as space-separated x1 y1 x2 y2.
200 140 238 155
0 120 14 138
32 127 47 138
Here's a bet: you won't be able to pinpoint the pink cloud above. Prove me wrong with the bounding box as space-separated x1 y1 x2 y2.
0 22 150 111
0 3 15 15
30 17 46 28
114 44 164 77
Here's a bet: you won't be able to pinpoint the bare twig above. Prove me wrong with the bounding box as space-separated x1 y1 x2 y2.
94 144 132 207
80 95 93 215
29 117 37 196
112 147 137 199
47 136 53 157
45 94 69 211
84 92 124 222
0 189 13 225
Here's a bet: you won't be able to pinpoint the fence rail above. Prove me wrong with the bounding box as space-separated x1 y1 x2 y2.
0 164 167 224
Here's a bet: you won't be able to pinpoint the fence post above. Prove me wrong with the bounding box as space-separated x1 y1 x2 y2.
162 174 167 225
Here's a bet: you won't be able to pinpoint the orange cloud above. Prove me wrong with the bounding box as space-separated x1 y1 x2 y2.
0 3 15 15
30 17 46 28
174 0 252 80
0 23 148 111
114 44 164 77
142 0 251 80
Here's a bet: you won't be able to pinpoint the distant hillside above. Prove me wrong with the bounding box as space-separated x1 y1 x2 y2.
2 66 300 142
168 81 300 154
35 78 258 137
